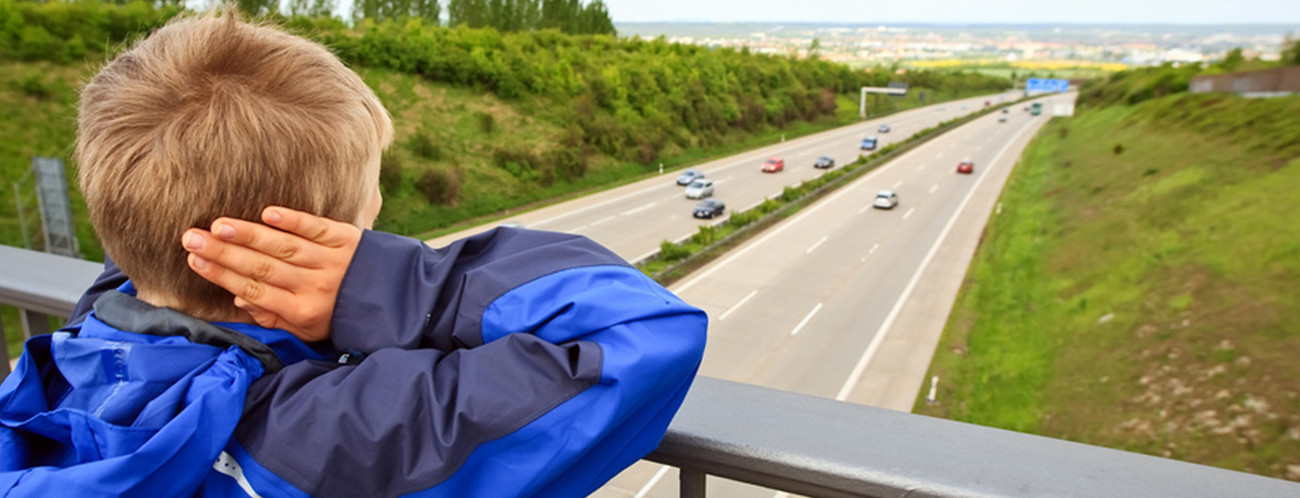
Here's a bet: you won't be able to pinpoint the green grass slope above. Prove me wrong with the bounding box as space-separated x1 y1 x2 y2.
916 92 1300 480
0 56 981 357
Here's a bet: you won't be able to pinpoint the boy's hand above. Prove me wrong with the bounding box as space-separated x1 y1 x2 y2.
181 206 361 342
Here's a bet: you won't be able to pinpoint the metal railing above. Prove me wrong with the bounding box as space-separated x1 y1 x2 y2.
2 245 1298 496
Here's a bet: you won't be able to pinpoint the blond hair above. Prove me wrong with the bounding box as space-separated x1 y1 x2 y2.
77 11 392 320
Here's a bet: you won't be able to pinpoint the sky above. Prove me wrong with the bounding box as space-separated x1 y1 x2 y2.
601 0 1300 25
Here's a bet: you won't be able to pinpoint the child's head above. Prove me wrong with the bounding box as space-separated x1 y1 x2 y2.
77 11 392 320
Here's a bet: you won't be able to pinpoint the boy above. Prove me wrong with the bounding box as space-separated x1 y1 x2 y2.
0 11 707 497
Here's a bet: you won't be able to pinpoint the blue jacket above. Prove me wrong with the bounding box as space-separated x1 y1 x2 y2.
0 228 707 497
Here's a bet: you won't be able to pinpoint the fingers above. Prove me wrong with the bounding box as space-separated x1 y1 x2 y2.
183 229 309 288
261 206 361 249
187 251 296 309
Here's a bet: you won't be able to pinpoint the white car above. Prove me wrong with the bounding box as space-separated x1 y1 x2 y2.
873 190 899 210
685 179 715 199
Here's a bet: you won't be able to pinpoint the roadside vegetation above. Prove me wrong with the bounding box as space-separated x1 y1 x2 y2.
915 65 1300 480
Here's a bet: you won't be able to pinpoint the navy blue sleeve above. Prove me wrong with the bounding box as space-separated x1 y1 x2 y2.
65 256 126 328
234 228 707 497
328 227 629 353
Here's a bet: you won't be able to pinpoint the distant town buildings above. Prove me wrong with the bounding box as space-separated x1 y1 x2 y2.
617 23 1293 69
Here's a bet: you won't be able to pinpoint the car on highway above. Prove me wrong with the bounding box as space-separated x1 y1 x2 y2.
860 136 878 151
676 169 705 186
1001 108 1010 114
814 156 835 169
957 159 974 174
873 190 899 210
998 115 1007 123
684 179 715 199
693 199 726 219
762 157 785 173
877 124 891 133
984 100 991 107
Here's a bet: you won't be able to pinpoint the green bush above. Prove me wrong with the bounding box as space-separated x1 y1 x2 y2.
416 167 460 205
691 224 718 246
658 239 691 261
378 151 404 192
13 72 52 100
407 130 442 160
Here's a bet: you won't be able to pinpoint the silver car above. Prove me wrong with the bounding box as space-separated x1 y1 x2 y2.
685 179 715 199
676 169 705 186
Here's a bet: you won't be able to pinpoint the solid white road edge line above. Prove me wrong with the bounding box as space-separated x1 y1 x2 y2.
834 116 1039 401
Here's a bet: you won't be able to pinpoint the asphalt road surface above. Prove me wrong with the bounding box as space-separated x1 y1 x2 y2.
426 92 1019 261
594 92 1076 497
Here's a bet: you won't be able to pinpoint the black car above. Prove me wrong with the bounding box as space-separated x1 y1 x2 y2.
693 199 726 219
813 156 835 169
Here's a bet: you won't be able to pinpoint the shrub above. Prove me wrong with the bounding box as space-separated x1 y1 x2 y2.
14 73 53 100
477 111 495 134
379 151 404 192
416 167 460 205
728 209 759 228
407 131 442 160
780 185 803 202
658 239 691 261
691 224 718 246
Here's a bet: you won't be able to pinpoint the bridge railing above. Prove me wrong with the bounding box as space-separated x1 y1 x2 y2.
2 245 1297 497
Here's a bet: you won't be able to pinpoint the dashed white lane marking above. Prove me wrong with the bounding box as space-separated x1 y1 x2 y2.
805 235 829 254
902 208 916 220
635 465 671 498
790 303 824 336
622 203 656 216
929 184 939 194
891 180 903 189
860 243 880 263
719 289 759 321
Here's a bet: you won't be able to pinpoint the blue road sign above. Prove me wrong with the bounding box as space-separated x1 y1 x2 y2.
1026 78 1069 93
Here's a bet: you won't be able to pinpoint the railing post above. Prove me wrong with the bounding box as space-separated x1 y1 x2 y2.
679 468 706 498
19 309 49 339
1 318 9 378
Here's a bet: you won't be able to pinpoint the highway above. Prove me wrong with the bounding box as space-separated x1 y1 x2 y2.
426 92 1018 261
594 92 1076 497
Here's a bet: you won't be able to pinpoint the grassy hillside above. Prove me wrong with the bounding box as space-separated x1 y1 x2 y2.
915 90 1300 479
0 58 988 357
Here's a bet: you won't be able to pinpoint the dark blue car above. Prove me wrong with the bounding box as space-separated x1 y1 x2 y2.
860 136 878 151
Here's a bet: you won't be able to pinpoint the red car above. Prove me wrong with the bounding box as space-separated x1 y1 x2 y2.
957 160 974 174
761 157 785 173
